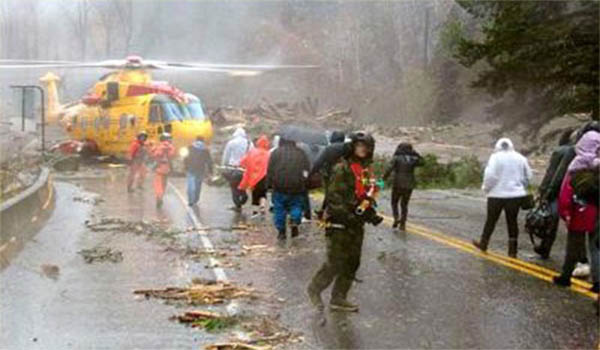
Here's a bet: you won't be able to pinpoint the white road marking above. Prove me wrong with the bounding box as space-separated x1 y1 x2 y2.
167 182 229 282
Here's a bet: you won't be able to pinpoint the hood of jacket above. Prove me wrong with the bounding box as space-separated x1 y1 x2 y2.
494 138 514 152
569 131 600 172
394 142 415 156
256 135 270 150
233 128 247 139
191 140 206 150
330 131 345 144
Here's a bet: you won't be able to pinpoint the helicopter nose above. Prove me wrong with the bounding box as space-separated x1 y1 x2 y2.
171 121 213 149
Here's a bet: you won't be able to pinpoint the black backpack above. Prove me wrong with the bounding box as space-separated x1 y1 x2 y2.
525 199 554 246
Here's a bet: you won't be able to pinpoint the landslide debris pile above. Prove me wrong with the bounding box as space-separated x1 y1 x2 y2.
209 97 352 132
0 155 41 203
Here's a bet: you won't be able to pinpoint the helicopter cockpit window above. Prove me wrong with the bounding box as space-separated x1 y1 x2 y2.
185 102 206 121
149 104 161 123
183 94 206 121
161 102 184 122
150 95 184 123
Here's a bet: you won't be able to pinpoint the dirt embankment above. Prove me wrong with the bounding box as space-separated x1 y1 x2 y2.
0 124 42 203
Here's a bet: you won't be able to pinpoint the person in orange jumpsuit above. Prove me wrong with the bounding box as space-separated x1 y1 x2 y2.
152 133 176 208
238 135 271 217
127 131 149 192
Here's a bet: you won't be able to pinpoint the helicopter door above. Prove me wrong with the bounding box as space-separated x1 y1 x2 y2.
95 109 109 149
149 103 162 139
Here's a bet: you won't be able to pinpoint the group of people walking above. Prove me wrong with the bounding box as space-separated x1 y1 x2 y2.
471 122 599 296
125 121 599 313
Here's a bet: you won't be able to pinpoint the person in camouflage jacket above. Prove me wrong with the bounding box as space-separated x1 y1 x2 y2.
307 131 378 313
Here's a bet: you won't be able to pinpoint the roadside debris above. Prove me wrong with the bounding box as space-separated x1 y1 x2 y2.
73 195 104 205
205 343 270 350
134 281 256 305
171 310 237 332
78 247 123 264
40 264 60 280
238 315 304 346
51 155 80 172
85 217 186 239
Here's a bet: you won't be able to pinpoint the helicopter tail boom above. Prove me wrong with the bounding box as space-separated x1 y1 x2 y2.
39 72 62 123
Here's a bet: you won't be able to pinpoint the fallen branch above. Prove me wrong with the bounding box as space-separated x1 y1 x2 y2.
205 343 271 350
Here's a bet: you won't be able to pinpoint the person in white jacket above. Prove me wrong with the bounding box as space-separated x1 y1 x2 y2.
472 138 533 258
221 128 253 210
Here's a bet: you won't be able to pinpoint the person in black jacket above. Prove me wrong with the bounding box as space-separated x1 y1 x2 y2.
535 129 574 258
383 143 423 230
267 135 311 240
184 136 213 207
310 131 350 219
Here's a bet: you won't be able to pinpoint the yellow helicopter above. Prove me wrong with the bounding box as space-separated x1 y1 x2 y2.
1 56 316 156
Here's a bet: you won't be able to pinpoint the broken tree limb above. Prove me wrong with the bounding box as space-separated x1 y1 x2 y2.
205 343 271 350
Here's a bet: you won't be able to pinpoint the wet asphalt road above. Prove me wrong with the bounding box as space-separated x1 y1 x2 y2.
0 166 598 349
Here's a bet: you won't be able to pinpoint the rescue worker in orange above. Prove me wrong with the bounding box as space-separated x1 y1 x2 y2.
152 133 176 208
127 131 149 193
238 135 271 218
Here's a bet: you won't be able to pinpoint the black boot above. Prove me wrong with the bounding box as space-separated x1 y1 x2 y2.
291 225 299 238
472 239 488 252
399 221 406 231
534 245 550 260
277 229 286 241
508 239 518 258
307 285 324 311
553 275 571 287
392 217 399 229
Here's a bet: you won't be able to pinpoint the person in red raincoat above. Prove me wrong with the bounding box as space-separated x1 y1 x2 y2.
238 135 270 217
127 131 149 192
152 133 176 208
553 170 599 292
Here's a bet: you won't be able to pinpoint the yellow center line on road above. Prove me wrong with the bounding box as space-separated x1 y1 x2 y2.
42 177 54 210
388 215 597 299
311 192 596 299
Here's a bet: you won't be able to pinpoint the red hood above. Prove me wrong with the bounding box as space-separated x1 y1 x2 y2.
256 135 270 150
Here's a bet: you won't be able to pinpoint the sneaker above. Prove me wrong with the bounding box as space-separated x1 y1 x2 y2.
291 225 299 238
330 299 359 312
573 263 591 277
307 287 324 311
553 275 571 287
392 220 399 229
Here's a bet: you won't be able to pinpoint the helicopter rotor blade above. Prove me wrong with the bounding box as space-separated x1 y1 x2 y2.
0 58 318 75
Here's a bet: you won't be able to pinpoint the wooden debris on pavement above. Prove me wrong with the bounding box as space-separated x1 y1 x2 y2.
134 282 256 305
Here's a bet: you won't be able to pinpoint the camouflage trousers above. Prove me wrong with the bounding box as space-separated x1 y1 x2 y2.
309 226 364 301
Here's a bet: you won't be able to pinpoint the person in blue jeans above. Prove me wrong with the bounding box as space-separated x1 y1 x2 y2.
267 135 311 240
184 136 213 207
